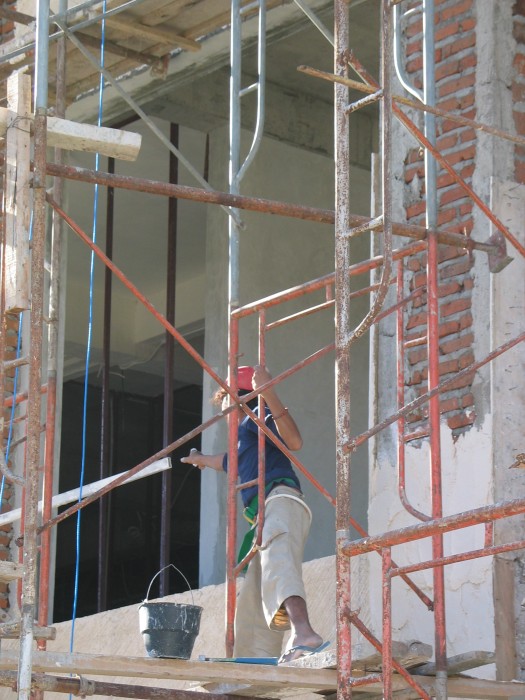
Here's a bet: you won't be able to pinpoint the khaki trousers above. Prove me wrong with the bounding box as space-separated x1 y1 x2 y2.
233 485 312 657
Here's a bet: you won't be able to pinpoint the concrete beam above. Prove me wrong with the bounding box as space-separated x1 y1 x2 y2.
0 108 142 160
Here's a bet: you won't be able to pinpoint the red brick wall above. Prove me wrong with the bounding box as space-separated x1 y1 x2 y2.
0 0 16 43
514 0 525 183
402 0 478 437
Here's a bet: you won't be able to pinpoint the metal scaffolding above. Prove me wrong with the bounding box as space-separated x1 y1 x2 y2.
0 0 524 698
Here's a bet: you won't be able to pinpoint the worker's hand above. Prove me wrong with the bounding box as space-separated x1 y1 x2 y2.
252 364 272 393
181 449 206 470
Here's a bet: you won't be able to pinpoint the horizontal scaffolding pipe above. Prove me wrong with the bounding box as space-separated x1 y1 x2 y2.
298 64 525 147
0 458 171 527
0 670 246 700
342 496 525 556
44 162 498 254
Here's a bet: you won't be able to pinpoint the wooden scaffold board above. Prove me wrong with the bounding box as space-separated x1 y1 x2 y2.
0 646 522 700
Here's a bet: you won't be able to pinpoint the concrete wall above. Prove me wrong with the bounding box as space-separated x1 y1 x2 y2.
0 555 372 700
199 125 372 586
366 0 525 681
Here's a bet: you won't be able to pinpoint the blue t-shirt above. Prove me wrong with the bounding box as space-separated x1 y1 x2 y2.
222 407 301 507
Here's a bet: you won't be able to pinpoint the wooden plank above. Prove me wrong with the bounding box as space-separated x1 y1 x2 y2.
0 650 519 700
388 676 525 700
5 71 31 312
0 651 337 692
0 108 141 160
105 14 200 51
0 560 24 582
288 640 433 672
413 651 496 677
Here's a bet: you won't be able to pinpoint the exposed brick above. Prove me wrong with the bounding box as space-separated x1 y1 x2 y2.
408 347 427 365
437 133 459 151
441 297 471 318
458 350 475 369
440 185 467 206
441 33 476 60
443 370 476 392
406 200 427 219
440 396 460 413
514 0 525 16
406 311 428 330
514 53 525 75
447 411 476 430
437 207 458 225
514 110 525 134
438 280 463 298
407 55 424 73
515 159 525 183
407 257 422 272
439 72 476 98
439 333 474 356
462 392 475 408
439 357 460 375
459 312 473 330
440 257 473 280
514 22 525 43
438 0 473 22
442 143 476 166
438 319 461 338
438 245 467 263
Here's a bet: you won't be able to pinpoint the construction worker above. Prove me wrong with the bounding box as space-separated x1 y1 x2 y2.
181 364 326 663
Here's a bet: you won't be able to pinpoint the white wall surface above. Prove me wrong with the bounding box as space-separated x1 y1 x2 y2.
200 125 373 586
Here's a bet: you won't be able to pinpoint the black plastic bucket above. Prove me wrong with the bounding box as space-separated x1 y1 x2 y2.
139 565 202 659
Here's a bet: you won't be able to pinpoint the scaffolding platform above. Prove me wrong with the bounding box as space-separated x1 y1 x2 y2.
0 646 521 700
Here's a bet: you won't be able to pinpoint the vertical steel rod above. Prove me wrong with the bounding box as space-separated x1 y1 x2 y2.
159 123 179 596
98 157 115 612
226 315 240 656
334 2 352 699
422 1 447 695
382 548 393 700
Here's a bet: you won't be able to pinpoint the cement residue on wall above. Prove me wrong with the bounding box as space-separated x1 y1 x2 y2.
368 419 495 676
0 554 366 700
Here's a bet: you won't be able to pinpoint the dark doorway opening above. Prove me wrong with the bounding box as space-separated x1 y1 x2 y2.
53 379 202 622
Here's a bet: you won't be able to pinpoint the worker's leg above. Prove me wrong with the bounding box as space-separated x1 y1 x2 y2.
259 488 322 654
234 549 284 658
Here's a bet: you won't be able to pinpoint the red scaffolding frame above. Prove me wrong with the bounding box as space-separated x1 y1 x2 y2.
1 0 525 697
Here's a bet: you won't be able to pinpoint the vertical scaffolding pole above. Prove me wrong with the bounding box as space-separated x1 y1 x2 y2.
159 123 179 596
98 157 115 611
422 1 448 696
226 0 243 657
18 0 49 695
334 2 352 699
39 0 67 638
226 0 266 655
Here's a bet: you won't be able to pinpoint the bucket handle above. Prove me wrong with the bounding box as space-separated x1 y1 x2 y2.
144 564 195 606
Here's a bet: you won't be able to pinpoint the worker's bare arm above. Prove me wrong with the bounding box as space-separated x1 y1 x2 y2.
180 450 225 471
252 365 303 451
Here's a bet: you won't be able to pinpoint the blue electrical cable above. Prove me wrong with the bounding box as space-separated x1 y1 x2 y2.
0 313 23 507
69 1 107 658
0 212 33 509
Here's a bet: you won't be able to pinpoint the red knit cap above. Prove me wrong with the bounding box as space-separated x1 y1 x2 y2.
238 365 255 391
